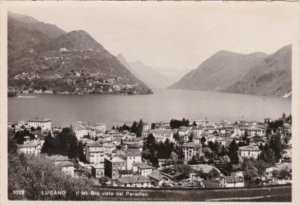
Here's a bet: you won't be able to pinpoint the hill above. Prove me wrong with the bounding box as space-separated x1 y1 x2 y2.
8 12 65 57
226 45 291 96
8 13 152 95
169 45 291 97
116 54 176 88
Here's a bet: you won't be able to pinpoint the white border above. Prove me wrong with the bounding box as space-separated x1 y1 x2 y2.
0 1 299 205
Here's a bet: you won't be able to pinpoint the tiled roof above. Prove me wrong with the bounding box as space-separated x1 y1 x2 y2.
119 170 133 175
92 164 104 169
87 142 102 148
125 149 141 156
111 156 125 163
150 129 173 134
182 142 199 148
149 170 165 181
238 145 260 152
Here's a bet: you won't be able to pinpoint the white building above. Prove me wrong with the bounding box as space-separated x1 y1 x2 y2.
182 142 202 162
135 163 153 176
238 145 261 160
117 176 151 188
48 155 75 177
74 121 106 140
28 117 52 131
103 143 116 155
58 161 75 177
126 149 142 170
85 143 104 164
17 137 42 156
178 126 190 137
192 127 203 137
91 164 105 178
194 119 210 127
150 129 174 143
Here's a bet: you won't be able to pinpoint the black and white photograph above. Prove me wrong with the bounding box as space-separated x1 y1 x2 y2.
1 1 299 203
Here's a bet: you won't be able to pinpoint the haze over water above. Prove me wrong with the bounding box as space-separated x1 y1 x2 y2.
8 88 291 128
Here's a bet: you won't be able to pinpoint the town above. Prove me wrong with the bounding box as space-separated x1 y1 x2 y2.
8 114 292 199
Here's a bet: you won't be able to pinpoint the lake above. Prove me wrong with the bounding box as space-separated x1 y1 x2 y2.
8 88 291 128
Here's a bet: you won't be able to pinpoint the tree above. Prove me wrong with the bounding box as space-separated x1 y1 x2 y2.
278 168 291 180
119 124 130 132
228 140 239 164
189 133 194 142
282 113 286 121
192 121 197 127
14 129 35 144
8 153 96 200
243 159 259 186
41 133 55 154
259 147 276 165
78 141 87 163
201 136 206 145
242 130 250 145
146 134 156 149
151 123 156 129
130 121 138 134
269 134 283 162
136 119 144 137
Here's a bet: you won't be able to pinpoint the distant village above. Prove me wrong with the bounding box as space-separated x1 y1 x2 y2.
8 114 292 190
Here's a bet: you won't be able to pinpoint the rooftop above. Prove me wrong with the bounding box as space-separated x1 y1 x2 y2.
91 164 104 169
150 129 173 135
238 145 261 152
182 142 200 148
136 162 152 169
148 170 165 181
125 149 141 157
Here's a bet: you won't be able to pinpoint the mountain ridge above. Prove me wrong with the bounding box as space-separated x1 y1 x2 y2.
8 12 152 95
169 45 291 97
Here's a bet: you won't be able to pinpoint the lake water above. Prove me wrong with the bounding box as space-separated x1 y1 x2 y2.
8 88 291 128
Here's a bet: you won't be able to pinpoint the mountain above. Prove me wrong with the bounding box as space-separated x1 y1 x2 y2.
8 12 65 57
116 54 176 88
226 45 291 96
169 45 291 97
8 13 152 95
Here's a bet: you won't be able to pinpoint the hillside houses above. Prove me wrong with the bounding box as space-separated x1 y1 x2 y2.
9 115 292 190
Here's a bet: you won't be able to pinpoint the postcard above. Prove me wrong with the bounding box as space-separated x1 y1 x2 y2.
0 1 299 204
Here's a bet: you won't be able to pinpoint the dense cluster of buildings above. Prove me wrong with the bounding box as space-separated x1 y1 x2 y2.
9 116 292 189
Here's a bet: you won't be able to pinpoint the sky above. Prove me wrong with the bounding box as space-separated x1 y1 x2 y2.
7 2 298 70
